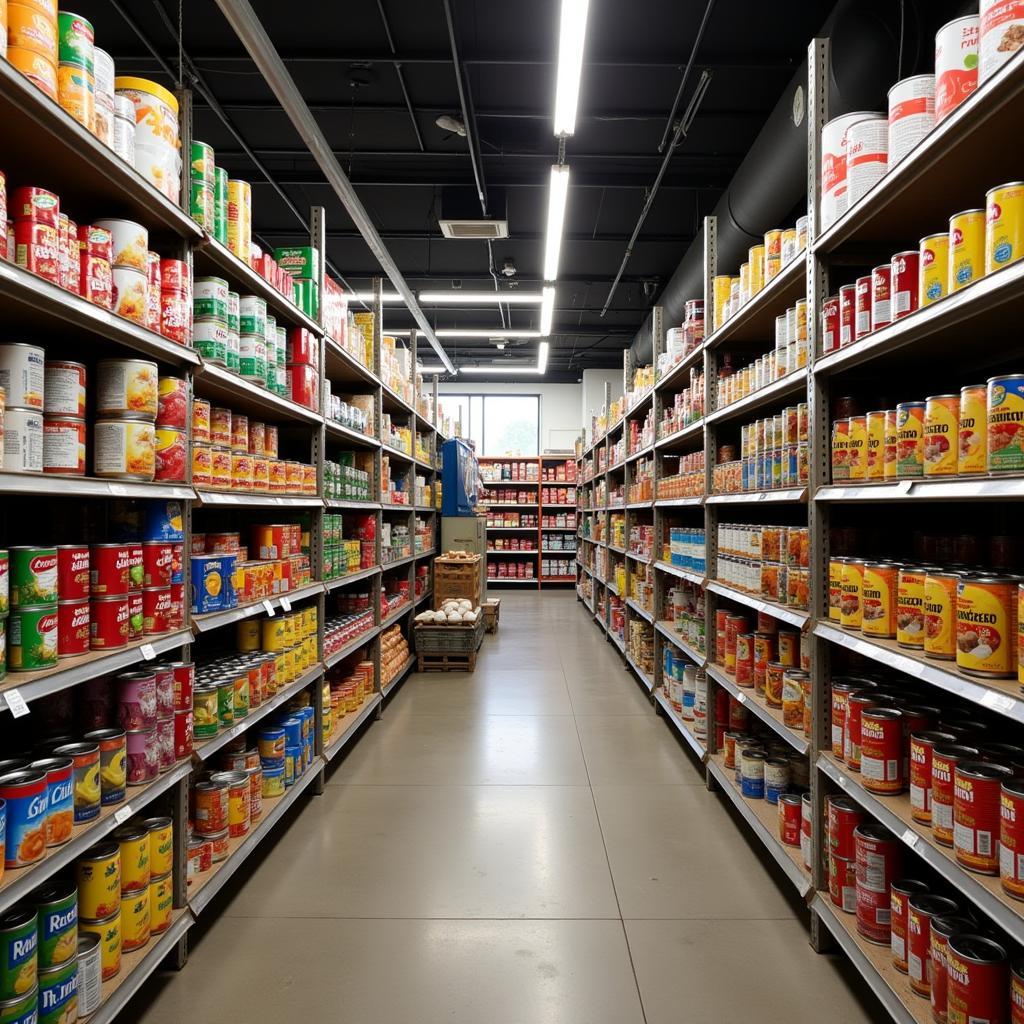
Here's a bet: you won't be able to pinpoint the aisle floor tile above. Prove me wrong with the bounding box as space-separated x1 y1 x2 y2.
330 712 589 786
593 785 795 919
223 784 620 920
125 918 646 1024
574 715 698 785
387 668 573 716
625 919 875 1024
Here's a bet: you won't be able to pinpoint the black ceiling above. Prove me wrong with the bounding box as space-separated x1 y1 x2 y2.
98 0 831 380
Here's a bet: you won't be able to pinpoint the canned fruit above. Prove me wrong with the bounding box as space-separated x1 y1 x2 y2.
10 606 58 670
93 219 146 272
119 889 149 953
153 427 185 482
988 374 1024 473
0 770 47 869
10 547 57 605
82 729 125 807
77 913 119 982
52 742 99 824
32 881 77 970
0 907 38 1002
96 359 157 419
89 596 129 651
42 417 85 476
93 419 155 480
76 844 120 920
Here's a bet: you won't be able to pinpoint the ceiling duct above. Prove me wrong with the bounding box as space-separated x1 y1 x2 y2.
630 0 916 361
438 186 509 239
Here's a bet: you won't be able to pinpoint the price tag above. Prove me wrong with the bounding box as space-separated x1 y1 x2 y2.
901 828 919 851
898 480 914 495
981 690 1016 713
838 773 847 788
114 804 134 825
757 492 768 502
140 643 157 661
263 600 276 617
280 596 292 612
5 689 30 718
736 692 747 704
108 483 128 496
229 724 242 741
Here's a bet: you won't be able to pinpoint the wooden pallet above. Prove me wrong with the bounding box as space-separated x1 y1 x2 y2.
417 650 478 672
483 598 501 633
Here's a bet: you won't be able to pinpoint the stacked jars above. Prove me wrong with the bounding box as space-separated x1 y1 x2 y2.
93 358 157 481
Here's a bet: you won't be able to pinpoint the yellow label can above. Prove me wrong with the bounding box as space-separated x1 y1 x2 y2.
862 562 898 638
924 572 958 660
923 394 959 476
884 410 899 480
113 825 150 893
748 244 765 295
920 232 949 306
840 559 866 630
866 410 886 480
78 912 121 981
712 276 731 329
828 558 845 622
831 419 850 481
958 384 987 475
985 181 1024 274
897 567 927 649
956 575 1019 678
896 401 925 478
261 616 287 651
119 888 151 952
847 415 867 481
949 209 985 291
149 872 173 935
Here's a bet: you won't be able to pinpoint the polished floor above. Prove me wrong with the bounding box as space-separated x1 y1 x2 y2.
127 591 875 1024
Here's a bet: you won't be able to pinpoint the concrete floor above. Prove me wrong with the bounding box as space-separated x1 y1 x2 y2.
126 590 876 1024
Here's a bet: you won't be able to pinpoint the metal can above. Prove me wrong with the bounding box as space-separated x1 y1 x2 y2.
830 679 862 760
81 728 126 807
0 908 38 1004
119 888 150 953
93 417 155 480
142 586 172 635
897 566 927 649
0 344 45 410
42 415 85 475
211 769 250 838
854 274 873 339
838 282 856 347
896 401 926 478
89 595 128 651
910 730 957 825
956 574 1018 677
96 358 157 418
844 691 876 771
918 232 949 309
194 276 229 320
949 208 985 291
931 915 978 1023
847 414 867 480
148 872 172 935
778 792 802 847
739 748 766 799
935 16 979 122
933 744 981 847
37 955 77 1023
987 374 1024 474
946 934 1008 1024
830 853 857 912
9 605 58 670
862 562 897 638
986 181 1024 273
883 408 899 479
828 793 865 861
113 824 150 893
89 543 131 597
855 822 902 944
839 558 866 630
194 320 229 364
56 599 89 658
77 911 120 982
864 409 886 480
4 408 43 473
891 249 920 319
27 757 73 848
42 361 85 418
954 761 1011 874
1000 778 1024 900
75 933 101 1016
76 843 121 923
908 894 960 996
54 545 88 602
194 779 228 836
890 879 930 973
871 263 892 331
958 383 987 475
925 571 960 660
923 394 959 476
125 728 157 785
52 741 99 824
860 707 904 795
31 879 77 970
10 546 57 606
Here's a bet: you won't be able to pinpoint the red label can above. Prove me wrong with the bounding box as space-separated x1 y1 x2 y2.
174 708 194 759
931 916 979 1023
90 543 132 596
129 591 143 640
871 264 892 331
910 730 956 825
933 744 980 847
860 707 904 795
78 223 112 260
159 258 188 293
715 608 728 663
829 853 857 912
839 282 856 347
142 542 173 588
954 761 1011 874
844 691 877 772
12 186 59 226
1011 959 1024 1024
58 599 90 658
778 792 801 847
15 219 60 282
822 294 841 353
142 586 172 636
128 545 143 592
908 895 959 996
57 544 90 601
891 249 920 319
80 253 113 308
831 680 861 759
156 377 188 429
828 793 864 861
945 934 1008 1024
728 698 750 733
159 290 190 344
724 614 750 675
890 879 929 973
168 582 185 630
90 595 130 650
1001 779 1024 900
855 823 902 945
753 631 775 694
167 661 194 711
854 275 873 340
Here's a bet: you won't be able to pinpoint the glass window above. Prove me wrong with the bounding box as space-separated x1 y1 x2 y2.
439 395 484 450
483 396 539 456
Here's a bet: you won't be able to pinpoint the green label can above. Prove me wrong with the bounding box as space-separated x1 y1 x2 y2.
38 956 76 1024
216 680 234 730
214 167 229 244
57 12 94 71
10 548 57 607
9 606 58 671
0 550 9 617
190 180 214 232
190 140 215 188
32 881 77 970
0 907 38 1003
0 987 38 1024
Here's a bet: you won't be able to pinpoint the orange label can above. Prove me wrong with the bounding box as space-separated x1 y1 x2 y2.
866 410 886 480
828 558 845 623
924 572 959 660
923 394 959 476
831 419 850 481
897 567 927 648
862 562 897 638
949 208 985 291
958 384 987 475
884 409 899 479
840 558 866 630
847 415 867 480
956 575 1019 678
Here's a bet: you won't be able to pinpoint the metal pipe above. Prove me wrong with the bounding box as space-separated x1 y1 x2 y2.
205 146 735 162
375 0 425 152
212 0 454 372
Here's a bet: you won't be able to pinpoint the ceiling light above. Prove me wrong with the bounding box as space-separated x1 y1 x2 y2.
419 365 454 375
418 291 543 304
554 0 590 136
544 165 570 282
540 286 555 336
537 341 550 374
435 114 467 136
458 341 550 375
349 291 403 303
436 329 542 339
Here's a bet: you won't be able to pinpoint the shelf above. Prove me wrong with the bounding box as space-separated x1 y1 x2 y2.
818 752 1024 949
541 576 576 582
707 753 812 899
487 549 538 555
540 525 578 531
814 258 1024 378
416 589 434 605
625 653 654 691
653 561 706 586
625 550 652 564
382 443 415 463
655 420 705 451
324 627 379 669
541 504 578 510
415 549 437 559
705 254 806 349
813 51 1024 256
413 505 436 513
814 620 1024 725
0 258 201 367
381 655 416 697
706 663 809 755
0 629 192 713
194 235 320 333
0 473 194 501
815 476 1024 503
625 388 654 417
706 487 807 505
626 598 654 624
0 56 201 240
323 695 382 762
325 420 380 449
194 490 323 508
654 496 705 508
192 582 325 633
90 910 194 1024
625 501 653 510
0 760 190 914
608 544 626 555
609 630 626 653
382 553 415 569
811 898 926 1024
656 343 706 394
325 499 381 510
380 382 416 417
654 688 707 760
381 502 414 512
626 444 654 464
325 566 382 590
381 602 414 629
323 336 378 386
189 758 324 915
487 525 540 531
194 361 322 425
541 550 577 556
706 581 810 628
192 665 325 761
705 370 807 425
488 578 539 585
481 479 539 486
654 621 707 666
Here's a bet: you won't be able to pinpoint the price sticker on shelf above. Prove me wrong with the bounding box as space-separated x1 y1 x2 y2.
140 643 157 661
280 597 292 612
263 600 276 617
108 483 128 496
981 690 1016 714
4 689 30 718
901 828 919 851
114 804 134 825
898 480 914 495
736 692 747 704
757 492 768 501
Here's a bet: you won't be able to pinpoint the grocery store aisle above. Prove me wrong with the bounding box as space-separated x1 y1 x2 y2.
128 592 872 1024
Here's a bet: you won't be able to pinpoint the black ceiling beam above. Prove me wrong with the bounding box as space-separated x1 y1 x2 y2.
209 147 738 163
374 0 425 151
253 230 695 244
252 175 725 189
340 273 658 285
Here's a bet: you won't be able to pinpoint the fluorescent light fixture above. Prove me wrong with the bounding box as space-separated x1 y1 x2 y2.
382 329 412 336
540 286 555 336
544 165 570 282
554 0 590 135
419 366 454 375
435 329 542 339
349 291 403 303
538 340 550 374
418 291 543 305
458 342 551 376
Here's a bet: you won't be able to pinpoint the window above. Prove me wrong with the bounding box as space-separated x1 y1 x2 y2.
440 395 539 455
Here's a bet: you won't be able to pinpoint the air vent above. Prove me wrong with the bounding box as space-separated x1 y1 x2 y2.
438 218 509 240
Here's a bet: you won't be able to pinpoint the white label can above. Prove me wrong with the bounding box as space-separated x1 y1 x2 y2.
4 407 43 472
820 112 878 230
887 76 935 168
846 116 888 205
0 343 45 409
979 0 1024 83
935 16 979 121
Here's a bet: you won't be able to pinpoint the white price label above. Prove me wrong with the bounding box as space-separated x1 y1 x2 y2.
140 643 157 661
5 689 30 718
901 828 919 850
838 773 847 788
263 600 276 617
981 690 1016 713
244 604 261 617
898 480 914 495
280 597 292 612
114 804 134 825
757 492 768 502
229 725 242 741
109 483 128 496
737 692 747 704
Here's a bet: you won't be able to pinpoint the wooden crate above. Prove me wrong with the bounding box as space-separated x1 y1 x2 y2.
417 650 479 672
434 555 481 608
482 598 501 633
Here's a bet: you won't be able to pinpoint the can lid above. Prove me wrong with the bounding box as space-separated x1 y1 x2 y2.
946 933 1008 964
114 77 179 113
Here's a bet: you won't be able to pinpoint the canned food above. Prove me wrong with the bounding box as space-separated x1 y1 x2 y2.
32 879 77 970
10 605 58 670
3 408 43 473
945 934 1008 1024
861 562 897 638
77 912 120 982
987 374 1024 473
839 558 866 630
81 729 126 807
37 955 77 1023
125 729 157 785
149 871 172 934
860 708 904 795
27 757 72 847
51 742 99 823
119 888 149 953
958 383 987 475
194 276 229 320
890 878 930 973
0 907 38 1004
933 744 981 847
1001 778 1024 899
910 730 956 826
954 761 1011 874
113 824 150 892
93 417 155 479
986 181 1024 273
925 571 960 660
896 401 925 478
41 415 85 475
89 595 128 651
10 546 57 606
923 394 959 476
949 208 985 291
855 822 902 945
96 358 157 419
919 232 949 307
908 894 959 996
76 933 101 1017
956 574 1018 678
42 361 85 418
